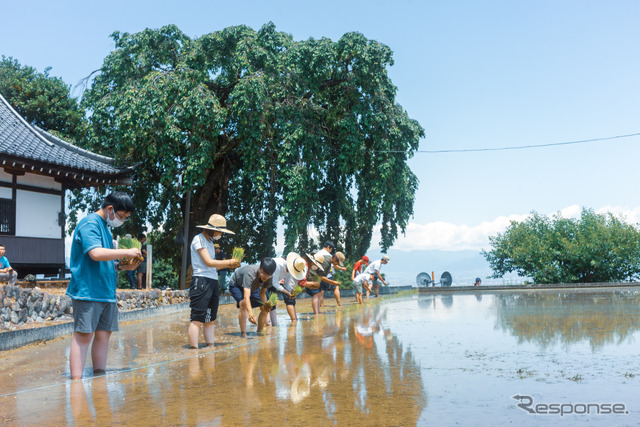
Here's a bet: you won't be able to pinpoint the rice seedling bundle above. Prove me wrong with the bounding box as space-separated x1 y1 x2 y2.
118 237 143 265
290 285 304 298
232 247 245 263
263 292 279 310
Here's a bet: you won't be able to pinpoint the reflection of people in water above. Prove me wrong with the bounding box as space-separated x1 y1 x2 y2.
69 376 113 424
188 352 216 381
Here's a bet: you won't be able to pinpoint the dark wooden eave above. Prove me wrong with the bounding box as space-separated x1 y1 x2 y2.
0 92 133 188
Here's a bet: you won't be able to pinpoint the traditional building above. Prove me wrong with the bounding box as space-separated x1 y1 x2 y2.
0 93 133 277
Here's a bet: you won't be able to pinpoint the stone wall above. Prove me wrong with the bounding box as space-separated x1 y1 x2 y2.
0 285 189 332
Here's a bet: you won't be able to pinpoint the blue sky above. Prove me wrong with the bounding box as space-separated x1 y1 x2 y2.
3 0 640 254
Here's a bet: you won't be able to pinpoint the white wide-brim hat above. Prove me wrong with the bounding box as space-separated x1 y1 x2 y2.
286 252 308 281
196 214 235 234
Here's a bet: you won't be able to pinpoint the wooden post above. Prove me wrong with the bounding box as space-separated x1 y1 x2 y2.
145 244 152 289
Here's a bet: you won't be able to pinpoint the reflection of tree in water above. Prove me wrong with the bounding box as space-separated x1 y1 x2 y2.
494 291 640 350
271 305 427 425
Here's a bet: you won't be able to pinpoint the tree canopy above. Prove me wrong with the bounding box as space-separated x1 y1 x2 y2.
72 23 423 265
0 56 85 141
483 208 640 284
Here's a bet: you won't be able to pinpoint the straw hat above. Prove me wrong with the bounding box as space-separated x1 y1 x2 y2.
306 252 324 272
313 252 329 271
196 214 235 234
286 252 308 281
334 251 345 266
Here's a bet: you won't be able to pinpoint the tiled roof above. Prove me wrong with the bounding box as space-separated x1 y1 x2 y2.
0 93 132 186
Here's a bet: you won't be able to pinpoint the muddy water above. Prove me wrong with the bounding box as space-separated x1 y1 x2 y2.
1 289 639 425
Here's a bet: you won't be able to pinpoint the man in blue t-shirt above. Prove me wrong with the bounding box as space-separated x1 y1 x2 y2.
0 244 18 285
66 192 142 380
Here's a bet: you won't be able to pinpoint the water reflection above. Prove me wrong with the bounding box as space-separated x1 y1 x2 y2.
493 290 640 350
2 301 427 425
67 377 113 425
271 304 427 424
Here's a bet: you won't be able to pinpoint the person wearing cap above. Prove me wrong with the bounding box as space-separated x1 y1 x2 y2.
310 241 342 308
188 214 240 349
351 255 370 280
269 252 315 322
320 250 346 307
363 255 390 298
228 258 277 337
352 272 374 304
303 252 329 315
474 277 482 286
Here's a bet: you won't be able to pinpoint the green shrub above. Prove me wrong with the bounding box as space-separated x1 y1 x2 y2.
152 259 179 289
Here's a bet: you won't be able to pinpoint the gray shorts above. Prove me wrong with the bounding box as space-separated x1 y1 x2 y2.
352 279 364 294
72 299 119 333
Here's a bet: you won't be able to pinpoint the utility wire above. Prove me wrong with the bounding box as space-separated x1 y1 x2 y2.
376 132 640 153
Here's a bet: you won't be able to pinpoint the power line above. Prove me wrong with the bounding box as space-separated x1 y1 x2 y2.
377 132 640 154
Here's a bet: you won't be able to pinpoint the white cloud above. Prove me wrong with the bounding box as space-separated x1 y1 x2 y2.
595 205 640 224
382 205 640 252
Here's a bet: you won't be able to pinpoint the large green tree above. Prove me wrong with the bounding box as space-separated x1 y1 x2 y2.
0 56 86 140
73 23 423 266
483 208 640 284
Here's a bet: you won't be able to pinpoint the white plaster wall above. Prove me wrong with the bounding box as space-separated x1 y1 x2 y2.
15 190 61 238
18 173 61 190
0 170 11 184
0 187 10 198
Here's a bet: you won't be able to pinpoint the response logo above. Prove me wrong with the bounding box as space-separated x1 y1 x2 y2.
512 394 629 416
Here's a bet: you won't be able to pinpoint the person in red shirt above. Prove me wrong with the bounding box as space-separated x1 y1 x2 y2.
351 255 370 280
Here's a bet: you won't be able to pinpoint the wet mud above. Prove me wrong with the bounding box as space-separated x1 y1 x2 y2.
1 289 639 425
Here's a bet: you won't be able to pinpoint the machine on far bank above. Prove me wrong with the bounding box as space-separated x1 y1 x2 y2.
416 271 453 287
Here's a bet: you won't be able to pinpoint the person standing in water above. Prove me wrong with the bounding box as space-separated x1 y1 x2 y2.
188 214 240 349
66 192 142 379
364 255 389 298
351 255 369 280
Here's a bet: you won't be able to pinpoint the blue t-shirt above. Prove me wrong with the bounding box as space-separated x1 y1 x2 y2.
0 256 10 269
66 213 118 303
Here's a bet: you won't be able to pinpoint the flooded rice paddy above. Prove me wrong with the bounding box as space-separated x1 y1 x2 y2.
1 288 640 425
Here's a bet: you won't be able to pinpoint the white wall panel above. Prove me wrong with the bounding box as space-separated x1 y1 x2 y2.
0 170 11 184
15 190 61 238
18 173 61 190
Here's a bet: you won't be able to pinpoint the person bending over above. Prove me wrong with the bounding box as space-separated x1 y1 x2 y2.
229 258 276 337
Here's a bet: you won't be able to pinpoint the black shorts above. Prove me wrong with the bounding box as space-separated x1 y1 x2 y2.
189 276 220 323
282 292 296 306
321 281 336 291
230 285 263 309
